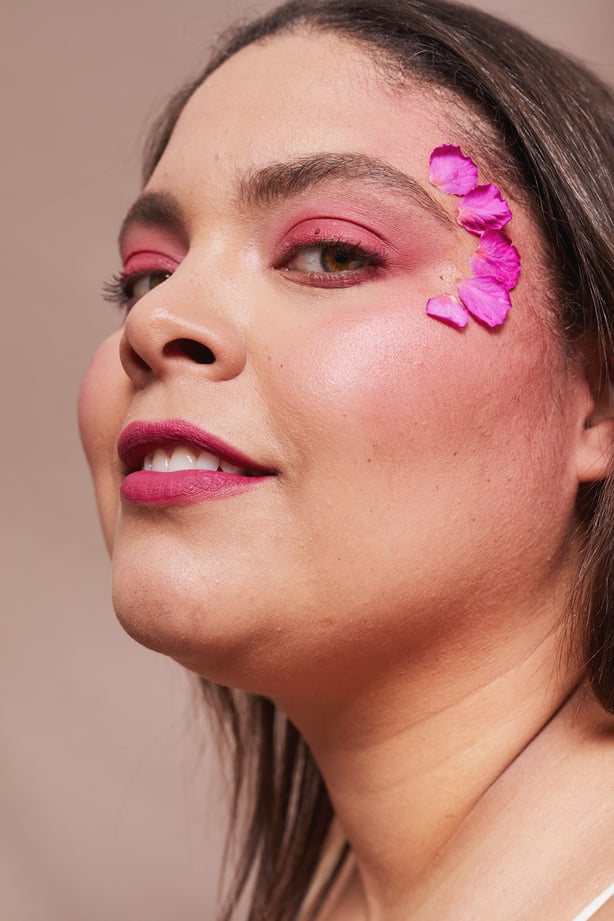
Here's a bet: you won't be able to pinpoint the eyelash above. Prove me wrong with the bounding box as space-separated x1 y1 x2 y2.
274 238 386 287
101 237 385 310
102 270 172 311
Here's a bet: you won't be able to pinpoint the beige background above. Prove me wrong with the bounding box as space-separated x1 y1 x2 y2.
2 1 612 919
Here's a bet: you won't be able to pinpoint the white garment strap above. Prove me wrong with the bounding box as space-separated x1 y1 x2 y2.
571 882 614 921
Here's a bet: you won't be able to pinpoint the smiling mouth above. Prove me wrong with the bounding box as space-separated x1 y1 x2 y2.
140 444 262 476
118 419 275 483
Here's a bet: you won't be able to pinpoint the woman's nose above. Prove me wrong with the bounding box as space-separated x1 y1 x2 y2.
119 293 247 389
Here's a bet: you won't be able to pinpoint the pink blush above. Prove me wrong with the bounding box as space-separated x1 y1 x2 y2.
266 190 455 272
120 225 186 271
121 250 181 277
278 216 388 260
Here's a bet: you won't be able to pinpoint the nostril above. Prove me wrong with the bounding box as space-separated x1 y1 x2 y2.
163 338 216 365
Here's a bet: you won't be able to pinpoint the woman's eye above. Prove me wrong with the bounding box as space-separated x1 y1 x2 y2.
276 240 384 286
285 243 369 274
127 271 171 301
102 270 172 310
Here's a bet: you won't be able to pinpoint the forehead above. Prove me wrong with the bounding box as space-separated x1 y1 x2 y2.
150 32 471 192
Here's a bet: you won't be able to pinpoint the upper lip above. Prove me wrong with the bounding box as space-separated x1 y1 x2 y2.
117 419 274 475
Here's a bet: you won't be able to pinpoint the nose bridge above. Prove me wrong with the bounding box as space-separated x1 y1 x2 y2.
119 266 248 386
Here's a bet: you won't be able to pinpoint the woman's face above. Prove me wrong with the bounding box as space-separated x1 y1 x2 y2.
79 32 595 700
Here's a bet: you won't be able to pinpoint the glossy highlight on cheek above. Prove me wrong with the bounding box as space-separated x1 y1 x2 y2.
426 145 521 330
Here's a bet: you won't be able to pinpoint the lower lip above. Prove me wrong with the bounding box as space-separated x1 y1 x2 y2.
120 470 270 505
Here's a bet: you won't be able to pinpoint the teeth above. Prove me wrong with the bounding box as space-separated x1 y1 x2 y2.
152 448 169 472
167 447 196 472
219 459 241 474
194 451 218 471
141 444 247 475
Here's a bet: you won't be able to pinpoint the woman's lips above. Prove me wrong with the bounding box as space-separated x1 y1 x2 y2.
117 419 274 505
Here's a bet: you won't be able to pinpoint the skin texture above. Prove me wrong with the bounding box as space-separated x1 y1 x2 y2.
79 32 614 921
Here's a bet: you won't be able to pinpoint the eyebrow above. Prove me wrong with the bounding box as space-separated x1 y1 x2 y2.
118 191 186 253
237 152 454 227
118 151 454 249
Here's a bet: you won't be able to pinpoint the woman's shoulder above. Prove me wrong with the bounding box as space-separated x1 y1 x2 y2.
594 903 614 921
572 883 614 921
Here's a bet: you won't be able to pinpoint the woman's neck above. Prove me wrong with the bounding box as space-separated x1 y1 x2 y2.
280 595 586 920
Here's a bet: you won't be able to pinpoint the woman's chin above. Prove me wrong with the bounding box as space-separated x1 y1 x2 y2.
111 586 262 688
110 556 255 680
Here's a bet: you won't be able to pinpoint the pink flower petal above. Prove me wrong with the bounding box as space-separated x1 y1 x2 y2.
470 230 521 289
426 295 470 329
429 145 479 195
457 276 512 327
457 184 512 234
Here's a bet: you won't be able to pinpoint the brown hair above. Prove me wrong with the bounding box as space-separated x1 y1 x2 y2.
141 2 614 918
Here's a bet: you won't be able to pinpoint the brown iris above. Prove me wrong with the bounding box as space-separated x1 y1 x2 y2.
320 245 367 272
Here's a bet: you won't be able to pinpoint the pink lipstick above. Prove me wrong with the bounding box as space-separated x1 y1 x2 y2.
117 419 274 505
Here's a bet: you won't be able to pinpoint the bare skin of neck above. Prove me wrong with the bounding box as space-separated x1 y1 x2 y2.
284 589 614 921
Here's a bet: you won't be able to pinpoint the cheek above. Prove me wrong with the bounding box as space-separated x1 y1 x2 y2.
78 332 130 550
271 294 570 518
277 301 511 449
260 299 581 634
78 332 127 461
